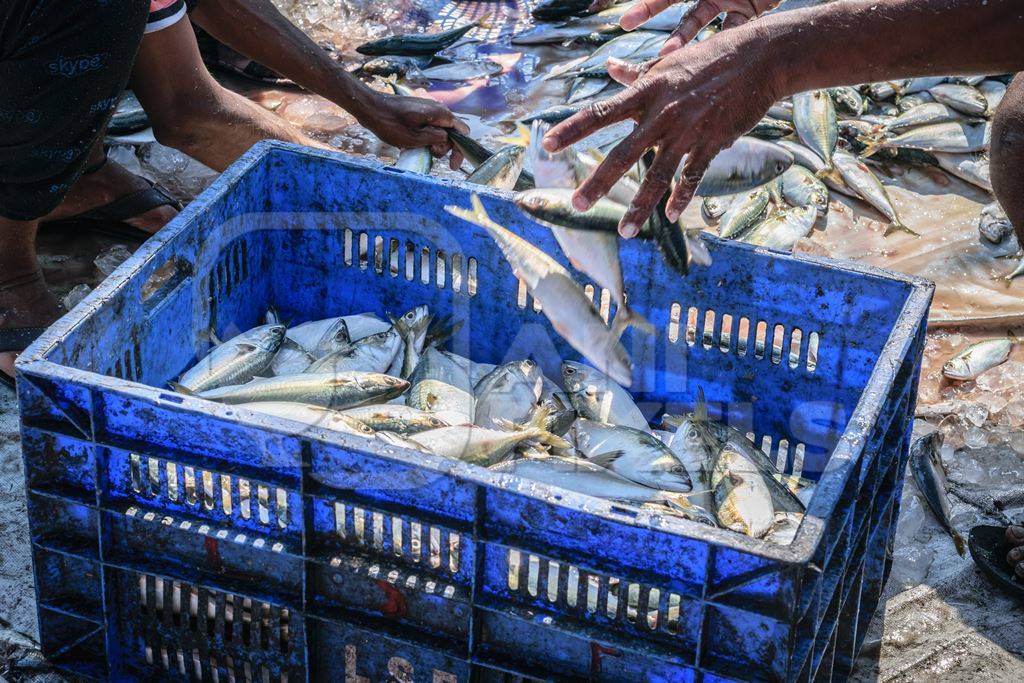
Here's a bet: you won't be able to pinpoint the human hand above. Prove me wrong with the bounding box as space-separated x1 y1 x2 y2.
362 91 469 169
619 0 781 55
542 27 780 235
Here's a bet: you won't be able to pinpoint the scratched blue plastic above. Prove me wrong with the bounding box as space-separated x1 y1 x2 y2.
16 141 932 681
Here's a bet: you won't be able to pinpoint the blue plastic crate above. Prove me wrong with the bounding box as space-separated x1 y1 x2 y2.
16 141 932 681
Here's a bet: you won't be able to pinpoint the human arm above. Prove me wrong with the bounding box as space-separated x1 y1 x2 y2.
190 0 467 157
544 0 1024 234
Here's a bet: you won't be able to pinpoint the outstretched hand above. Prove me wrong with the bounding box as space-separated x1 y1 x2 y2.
363 91 469 169
619 0 780 55
542 27 780 236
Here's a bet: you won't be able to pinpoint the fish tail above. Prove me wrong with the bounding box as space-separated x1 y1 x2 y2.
445 194 502 234
693 386 708 423
952 531 967 557
475 10 494 30
609 304 655 339
883 221 920 238
856 133 886 159
168 381 195 397
814 165 843 185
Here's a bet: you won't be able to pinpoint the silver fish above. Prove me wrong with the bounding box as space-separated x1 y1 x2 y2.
865 122 990 155
447 196 633 386
270 337 314 376
718 187 770 239
979 201 1013 244
897 90 935 113
411 417 569 466
764 511 804 546
547 30 663 80
573 418 692 492
567 76 612 105
421 59 502 81
407 347 475 425
190 372 409 407
902 76 946 94
780 165 829 213
767 101 793 121
665 417 719 511
833 149 915 236
885 103 982 133
792 90 838 172
176 324 285 393
942 339 1013 380
466 144 525 190
342 313 392 341
775 140 854 196
356 16 489 56
693 137 794 197
376 430 429 451
934 152 992 192
341 404 449 434
474 360 544 429
395 147 433 174
702 195 735 220
749 117 796 140
237 401 375 437
929 82 989 117
561 360 649 431
909 424 966 555
978 80 1006 112
827 86 864 116
286 317 351 357
741 205 817 251
387 305 434 378
307 327 403 375
490 455 686 504
866 80 907 100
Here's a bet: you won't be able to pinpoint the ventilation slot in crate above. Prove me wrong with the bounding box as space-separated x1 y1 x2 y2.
128 454 292 530
505 549 692 636
202 240 250 321
342 229 477 296
137 572 291 655
669 304 820 372
108 339 143 381
331 501 461 575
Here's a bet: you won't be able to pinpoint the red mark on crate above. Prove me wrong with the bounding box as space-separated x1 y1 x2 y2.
376 580 408 618
204 537 223 572
590 642 621 676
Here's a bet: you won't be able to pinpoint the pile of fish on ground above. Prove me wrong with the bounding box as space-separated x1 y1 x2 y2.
170 297 813 545
350 1 1013 263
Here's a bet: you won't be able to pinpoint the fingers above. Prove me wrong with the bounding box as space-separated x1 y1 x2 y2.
722 12 749 29
449 146 464 171
620 0 682 31
621 146 685 236
573 127 650 210
660 0 723 55
666 145 715 221
543 89 636 152
1007 524 1024 546
607 56 656 86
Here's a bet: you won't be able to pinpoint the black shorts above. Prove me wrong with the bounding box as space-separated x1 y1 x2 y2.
0 0 150 221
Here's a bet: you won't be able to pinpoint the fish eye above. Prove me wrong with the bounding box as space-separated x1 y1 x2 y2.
671 465 685 474
564 366 575 375
776 162 787 172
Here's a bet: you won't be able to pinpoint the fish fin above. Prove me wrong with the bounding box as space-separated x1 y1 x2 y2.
494 122 532 147
813 165 843 184
234 342 258 354
856 135 885 159
475 10 494 30
425 315 463 349
588 450 625 467
952 531 967 557
265 305 280 325
693 387 708 423
445 193 502 233
198 328 224 347
168 381 195 396
882 221 920 238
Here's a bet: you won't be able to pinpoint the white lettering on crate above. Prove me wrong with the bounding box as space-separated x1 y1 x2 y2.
345 645 458 682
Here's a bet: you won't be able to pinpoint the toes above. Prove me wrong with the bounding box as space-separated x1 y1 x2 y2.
1007 545 1023 568
1005 524 1024 546
1016 560 1024 580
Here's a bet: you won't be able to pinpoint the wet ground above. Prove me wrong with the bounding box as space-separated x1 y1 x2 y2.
2 0 1024 679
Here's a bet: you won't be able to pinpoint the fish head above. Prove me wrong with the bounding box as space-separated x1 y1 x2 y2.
335 416 375 436
642 454 693 492
560 360 590 392
941 357 972 380
251 324 287 350
382 375 411 391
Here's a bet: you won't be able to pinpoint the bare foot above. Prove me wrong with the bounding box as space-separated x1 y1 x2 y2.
43 158 178 234
0 273 64 382
1007 525 1024 580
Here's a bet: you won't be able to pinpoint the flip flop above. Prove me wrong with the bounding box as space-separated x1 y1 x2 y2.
0 326 49 389
968 524 1024 600
42 176 182 244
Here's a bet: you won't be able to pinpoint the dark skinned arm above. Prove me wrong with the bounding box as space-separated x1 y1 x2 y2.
544 0 1024 235
190 0 467 160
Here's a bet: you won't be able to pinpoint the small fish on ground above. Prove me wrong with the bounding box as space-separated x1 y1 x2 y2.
942 338 1013 380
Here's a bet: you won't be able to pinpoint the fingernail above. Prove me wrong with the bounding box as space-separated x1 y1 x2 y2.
1009 525 1024 542
1009 547 1023 562
620 222 639 239
542 136 558 152
665 207 680 223
573 195 591 212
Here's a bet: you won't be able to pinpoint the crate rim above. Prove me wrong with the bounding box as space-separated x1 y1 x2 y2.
16 140 934 568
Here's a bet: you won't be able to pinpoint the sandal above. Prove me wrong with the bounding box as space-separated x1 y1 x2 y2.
42 157 183 244
968 525 1024 600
